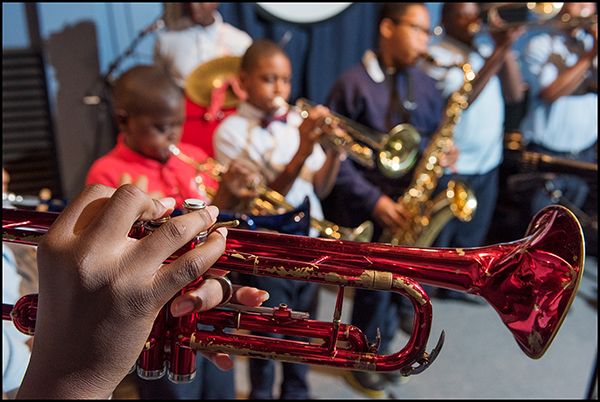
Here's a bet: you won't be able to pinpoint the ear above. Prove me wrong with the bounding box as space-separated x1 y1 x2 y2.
230 76 248 102
380 18 396 40
238 71 248 91
114 108 129 130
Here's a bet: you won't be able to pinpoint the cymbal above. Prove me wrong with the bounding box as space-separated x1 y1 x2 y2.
185 56 242 108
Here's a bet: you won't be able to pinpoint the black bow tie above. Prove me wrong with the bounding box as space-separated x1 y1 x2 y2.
260 112 288 129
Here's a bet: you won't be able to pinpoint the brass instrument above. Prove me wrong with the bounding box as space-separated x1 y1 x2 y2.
169 145 374 242
275 97 422 178
471 3 597 34
380 63 478 246
504 132 598 179
185 56 242 110
2 204 586 379
421 54 468 70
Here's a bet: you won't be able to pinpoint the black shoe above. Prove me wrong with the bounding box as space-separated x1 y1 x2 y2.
342 370 386 398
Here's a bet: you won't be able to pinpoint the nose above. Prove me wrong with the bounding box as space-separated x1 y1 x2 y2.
275 78 287 94
167 126 181 143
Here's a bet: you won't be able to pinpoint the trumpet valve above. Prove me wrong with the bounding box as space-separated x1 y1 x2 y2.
273 304 293 318
182 199 208 244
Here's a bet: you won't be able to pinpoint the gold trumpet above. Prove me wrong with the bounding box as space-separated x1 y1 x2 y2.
274 97 422 179
470 3 597 34
169 145 374 242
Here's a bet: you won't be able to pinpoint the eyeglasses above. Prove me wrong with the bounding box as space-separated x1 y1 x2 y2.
393 19 433 38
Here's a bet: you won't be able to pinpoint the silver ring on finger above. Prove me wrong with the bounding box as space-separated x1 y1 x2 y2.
206 275 233 306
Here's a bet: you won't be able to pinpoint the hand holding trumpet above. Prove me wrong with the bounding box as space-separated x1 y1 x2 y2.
212 160 262 210
16 184 268 399
297 104 336 157
487 6 526 47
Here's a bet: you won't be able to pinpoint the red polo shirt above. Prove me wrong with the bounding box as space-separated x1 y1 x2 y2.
86 134 218 208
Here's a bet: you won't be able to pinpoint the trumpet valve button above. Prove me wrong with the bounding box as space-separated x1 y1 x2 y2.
183 199 207 211
183 199 208 244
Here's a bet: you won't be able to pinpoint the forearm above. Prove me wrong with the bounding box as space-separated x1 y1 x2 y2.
268 149 311 196
538 50 597 103
313 149 343 199
498 50 525 103
469 42 513 103
17 340 121 400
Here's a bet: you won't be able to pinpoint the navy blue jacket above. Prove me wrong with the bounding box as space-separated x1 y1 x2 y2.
322 59 444 230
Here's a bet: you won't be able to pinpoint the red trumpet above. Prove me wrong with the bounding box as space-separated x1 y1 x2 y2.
2 204 585 382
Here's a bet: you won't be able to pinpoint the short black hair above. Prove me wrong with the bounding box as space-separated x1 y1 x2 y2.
378 2 425 25
240 39 288 73
112 65 182 116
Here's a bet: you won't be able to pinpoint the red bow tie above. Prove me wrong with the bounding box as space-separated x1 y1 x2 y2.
260 112 288 129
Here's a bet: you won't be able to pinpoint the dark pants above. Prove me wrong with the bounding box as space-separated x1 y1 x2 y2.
247 275 318 399
432 167 500 248
351 288 411 354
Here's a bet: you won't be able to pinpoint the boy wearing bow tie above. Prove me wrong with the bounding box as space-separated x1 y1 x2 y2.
213 39 344 399
213 39 344 233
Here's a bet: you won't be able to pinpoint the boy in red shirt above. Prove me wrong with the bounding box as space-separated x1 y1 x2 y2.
86 64 257 211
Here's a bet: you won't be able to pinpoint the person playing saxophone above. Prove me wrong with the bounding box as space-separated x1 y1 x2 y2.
322 3 459 397
418 2 525 297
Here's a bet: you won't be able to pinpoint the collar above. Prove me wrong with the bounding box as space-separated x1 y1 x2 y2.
362 49 386 83
362 49 409 83
237 101 288 124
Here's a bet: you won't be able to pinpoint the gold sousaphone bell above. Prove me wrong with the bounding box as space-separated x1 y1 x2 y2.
184 56 243 113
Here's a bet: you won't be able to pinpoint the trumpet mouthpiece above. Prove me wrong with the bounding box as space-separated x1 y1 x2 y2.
168 144 180 155
272 96 287 109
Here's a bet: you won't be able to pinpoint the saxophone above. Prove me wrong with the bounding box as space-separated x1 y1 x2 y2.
379 63 478 246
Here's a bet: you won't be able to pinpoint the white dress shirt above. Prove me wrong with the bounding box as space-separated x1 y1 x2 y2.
2 244 31 394
154 11 252 86
213 102 327 232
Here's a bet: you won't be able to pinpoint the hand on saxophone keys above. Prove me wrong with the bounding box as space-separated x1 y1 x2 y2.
438 144 460 173
372 194 411 234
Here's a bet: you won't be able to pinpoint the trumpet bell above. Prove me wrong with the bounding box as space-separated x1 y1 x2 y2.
378 124 421 178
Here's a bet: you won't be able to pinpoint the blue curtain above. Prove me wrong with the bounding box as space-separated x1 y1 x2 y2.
217 3 381 105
